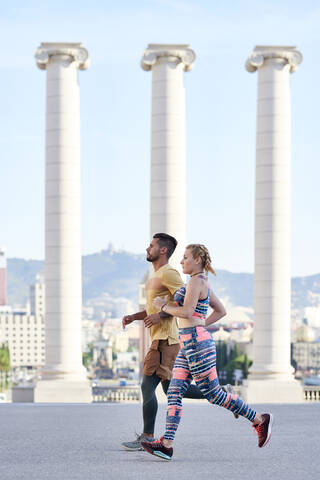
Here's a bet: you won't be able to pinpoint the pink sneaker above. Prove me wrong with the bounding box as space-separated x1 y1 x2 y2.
141 436 173 461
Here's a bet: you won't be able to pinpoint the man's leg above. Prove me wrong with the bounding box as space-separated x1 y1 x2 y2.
162 378 204 399
184 382 205 399
121 373 161 451
141 373 162 437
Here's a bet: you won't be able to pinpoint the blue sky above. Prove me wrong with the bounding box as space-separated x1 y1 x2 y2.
0 0 319 276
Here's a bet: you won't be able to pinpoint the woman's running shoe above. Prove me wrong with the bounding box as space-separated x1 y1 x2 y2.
253 413 273 447
141 436 173 461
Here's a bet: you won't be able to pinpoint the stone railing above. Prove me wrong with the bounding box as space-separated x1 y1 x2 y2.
92 385 140 403
92 384 320 403
303 386 320 401
92 384 242 403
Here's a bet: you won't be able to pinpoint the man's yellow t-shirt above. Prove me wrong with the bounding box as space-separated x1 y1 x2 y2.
145 264 183 345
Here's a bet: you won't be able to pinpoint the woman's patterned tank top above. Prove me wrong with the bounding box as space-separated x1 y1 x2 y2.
173 284 210 320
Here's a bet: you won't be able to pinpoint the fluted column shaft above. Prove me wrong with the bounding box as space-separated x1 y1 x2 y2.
247 46 302 380
35 43 89 379
142 44 196 270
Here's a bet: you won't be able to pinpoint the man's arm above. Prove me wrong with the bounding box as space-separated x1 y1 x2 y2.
122 310 147 329
143 308 173 328
144 268 183 328
131 310 147 320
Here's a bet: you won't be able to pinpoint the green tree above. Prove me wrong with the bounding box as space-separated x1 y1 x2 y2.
82 342 94 369
241 353 252 379
216 341 228 383
230 343 239 361
225 362 235 384
0 343 11 391
216 342 253 384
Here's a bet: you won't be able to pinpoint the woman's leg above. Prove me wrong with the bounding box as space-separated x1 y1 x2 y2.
188 335 256 421
163 348 193 441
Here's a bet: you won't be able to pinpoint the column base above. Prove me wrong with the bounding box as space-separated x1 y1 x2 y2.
241 377 304 403
35 378 92 403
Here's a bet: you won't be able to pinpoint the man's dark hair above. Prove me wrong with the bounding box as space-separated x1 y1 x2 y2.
153 233 178 259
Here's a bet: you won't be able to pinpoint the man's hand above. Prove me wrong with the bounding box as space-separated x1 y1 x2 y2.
144 313 161 329
122 315 134 330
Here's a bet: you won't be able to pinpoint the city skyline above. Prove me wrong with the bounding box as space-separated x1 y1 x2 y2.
1 1 320 276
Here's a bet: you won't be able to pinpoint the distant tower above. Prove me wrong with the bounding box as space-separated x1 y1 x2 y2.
0 247 7 306
30 273 45 318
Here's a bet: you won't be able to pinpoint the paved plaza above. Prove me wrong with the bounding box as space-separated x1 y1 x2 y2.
0 402 319 480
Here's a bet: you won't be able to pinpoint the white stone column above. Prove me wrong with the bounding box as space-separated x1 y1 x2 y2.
34 43 91 402
242 46 303 403
141 44 196 272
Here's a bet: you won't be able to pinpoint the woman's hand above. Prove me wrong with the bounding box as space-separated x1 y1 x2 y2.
153 295 168 310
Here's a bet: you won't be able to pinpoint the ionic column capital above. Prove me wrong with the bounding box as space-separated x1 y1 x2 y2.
35 42 89 70
246 45 302 73
141 43 196 72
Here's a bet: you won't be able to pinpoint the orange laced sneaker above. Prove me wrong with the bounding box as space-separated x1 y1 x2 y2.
253 413 273 448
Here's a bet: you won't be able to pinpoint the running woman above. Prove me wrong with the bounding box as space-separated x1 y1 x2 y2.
141 244 273 461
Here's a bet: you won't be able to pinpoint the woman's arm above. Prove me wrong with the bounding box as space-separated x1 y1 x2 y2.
153 278 202 320
205 290 226 326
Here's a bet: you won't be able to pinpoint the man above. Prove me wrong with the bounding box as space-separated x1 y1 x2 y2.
121 233 204 451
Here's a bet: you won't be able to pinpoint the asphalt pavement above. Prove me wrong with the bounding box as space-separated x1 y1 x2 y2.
0 402 319 480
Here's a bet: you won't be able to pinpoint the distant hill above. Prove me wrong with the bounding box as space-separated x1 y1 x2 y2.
291 274 320 309
7 248 146 305
6 248 320 310
7 258 43 306
81 249 146 301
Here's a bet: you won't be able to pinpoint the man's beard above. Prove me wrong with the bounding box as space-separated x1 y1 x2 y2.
146 253 160 262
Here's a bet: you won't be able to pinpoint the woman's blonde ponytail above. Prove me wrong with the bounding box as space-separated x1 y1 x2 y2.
186 244 216 276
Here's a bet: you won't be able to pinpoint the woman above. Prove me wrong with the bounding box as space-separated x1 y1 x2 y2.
141 244 273 461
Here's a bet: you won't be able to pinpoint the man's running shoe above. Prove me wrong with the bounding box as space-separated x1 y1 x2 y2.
141 436 173 461
223 384 239 419
253 413 273 448
121 433 155 451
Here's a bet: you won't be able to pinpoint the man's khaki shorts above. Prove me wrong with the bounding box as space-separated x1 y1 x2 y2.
143 339 180 381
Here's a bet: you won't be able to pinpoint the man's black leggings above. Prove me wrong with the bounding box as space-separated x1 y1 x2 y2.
141 373 204 435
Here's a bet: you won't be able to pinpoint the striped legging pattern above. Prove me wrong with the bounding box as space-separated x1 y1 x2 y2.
163 326 257 441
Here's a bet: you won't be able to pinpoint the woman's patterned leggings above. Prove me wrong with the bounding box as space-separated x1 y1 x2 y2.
163 326 257 441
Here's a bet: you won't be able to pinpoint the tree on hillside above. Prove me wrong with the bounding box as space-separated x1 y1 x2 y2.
0 343 11 391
